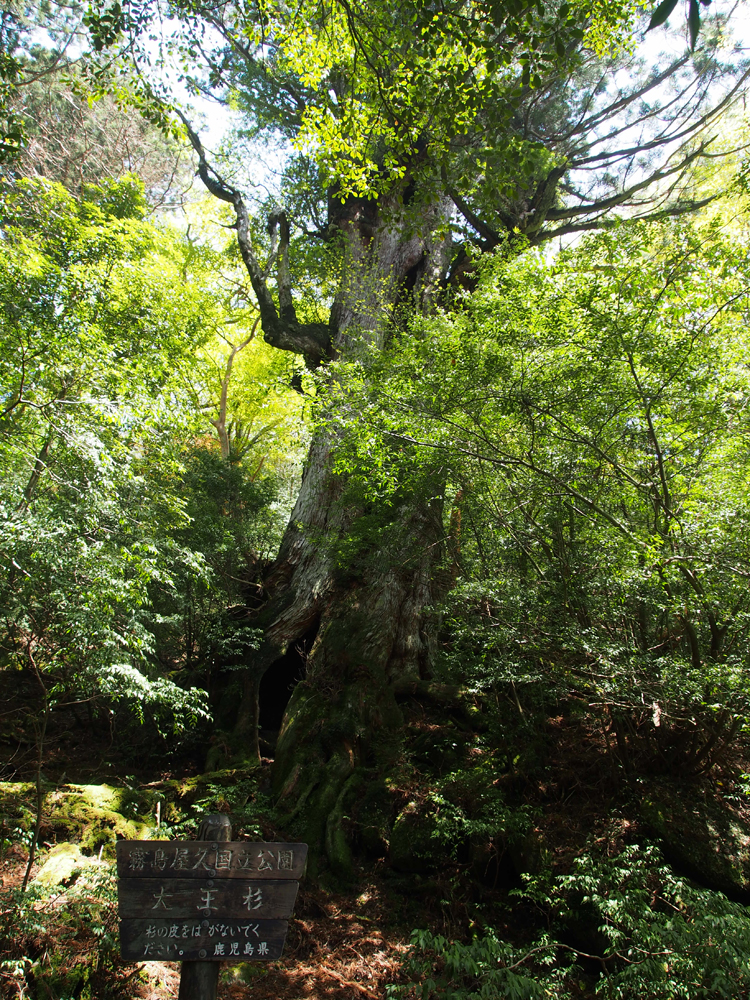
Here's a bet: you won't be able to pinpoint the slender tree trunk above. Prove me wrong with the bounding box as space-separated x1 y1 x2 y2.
23 430 53 503
210 321 258 461
22 650 48 891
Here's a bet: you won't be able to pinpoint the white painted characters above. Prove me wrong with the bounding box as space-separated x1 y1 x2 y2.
125 844 297 874
242 887 263 910
151 887 174 910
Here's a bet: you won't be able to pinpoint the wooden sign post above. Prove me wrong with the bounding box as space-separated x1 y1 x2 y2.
115 814 307 1000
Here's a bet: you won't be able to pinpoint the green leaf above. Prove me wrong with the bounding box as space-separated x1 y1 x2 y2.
689 0 701 49
647 0 679 31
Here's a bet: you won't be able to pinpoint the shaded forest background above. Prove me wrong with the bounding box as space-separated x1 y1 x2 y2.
4 0 750 998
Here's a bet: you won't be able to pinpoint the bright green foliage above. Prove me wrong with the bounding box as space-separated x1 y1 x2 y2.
147 448 275 681
231 0 616 198
90 0 650 216
0 173 311 754
0 172 311 760
332 218 750 764
558 845 750 997
178 200 313 474
200 337 308 467
390 925 570 999
0 176 221 729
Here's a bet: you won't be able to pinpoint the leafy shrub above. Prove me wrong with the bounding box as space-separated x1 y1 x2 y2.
427 757 535 858
392 844 750 1000
338 220 750 773
389 927 571 1000
0 861 121 999
559 845 750 998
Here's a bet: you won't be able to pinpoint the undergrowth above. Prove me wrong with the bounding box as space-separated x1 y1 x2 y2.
391 843 750 999
0 862 120 999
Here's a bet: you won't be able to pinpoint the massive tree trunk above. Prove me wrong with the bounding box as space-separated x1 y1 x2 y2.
265 473 444 875
217 183 453 871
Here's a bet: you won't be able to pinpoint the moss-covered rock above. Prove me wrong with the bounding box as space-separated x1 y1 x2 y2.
0 781 154 856
1 769 264 859
0 781 35 834
45 784 152 854
33 843 92 887
641 781 750 900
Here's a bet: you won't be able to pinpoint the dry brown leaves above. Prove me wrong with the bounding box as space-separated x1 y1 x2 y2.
226 882 408 1000
125 881 408 1000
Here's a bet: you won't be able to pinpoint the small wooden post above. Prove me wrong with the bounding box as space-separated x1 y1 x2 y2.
178 813 232 1000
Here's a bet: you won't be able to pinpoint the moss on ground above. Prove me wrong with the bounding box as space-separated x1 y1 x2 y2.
0 768 264 860
0 781 35 836
46 784 153 854
0 782 154 856
33 842 104 886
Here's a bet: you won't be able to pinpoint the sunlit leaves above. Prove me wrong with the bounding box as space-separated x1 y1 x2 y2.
90 0 639 202
0 176 222 727
328 217 750 724
270 0 609 199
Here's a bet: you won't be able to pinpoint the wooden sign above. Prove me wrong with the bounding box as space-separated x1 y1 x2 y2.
116 841 307 880
115 839 307 966
119 917 289 962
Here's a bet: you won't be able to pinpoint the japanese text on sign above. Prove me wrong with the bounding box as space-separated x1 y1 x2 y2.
118 917 288 962
127 846 296 874
117 877 298 920
116 841 307 880
144 920 266 956
116 839 306 964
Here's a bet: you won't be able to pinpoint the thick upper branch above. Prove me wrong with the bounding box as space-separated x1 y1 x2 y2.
179 112 332 367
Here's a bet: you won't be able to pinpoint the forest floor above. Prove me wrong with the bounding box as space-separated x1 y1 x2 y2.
0 839 409 1000
0 723 625 1000
0 704 426 1000
2 699 749 999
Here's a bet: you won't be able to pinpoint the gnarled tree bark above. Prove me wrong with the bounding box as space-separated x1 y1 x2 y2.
181 122 454 871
